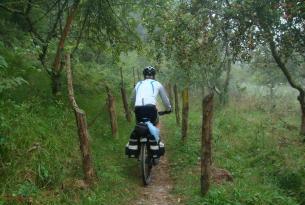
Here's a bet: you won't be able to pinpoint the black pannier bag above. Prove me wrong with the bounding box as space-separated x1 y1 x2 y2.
134 122 149 136
159 141 165 156
125 123 149 158
148 134 165 158
125 130 140 158
125 122 165 158
148 134 159 158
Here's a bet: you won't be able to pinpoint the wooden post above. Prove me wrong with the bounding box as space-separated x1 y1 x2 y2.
181 87 189 141
106 85 118 137
298 94 305 136
201 93 214 195
137 69 141 81
166 83 173 106
120 67 132 122
65 54 95 186
174 84 180 126
133 67 136 87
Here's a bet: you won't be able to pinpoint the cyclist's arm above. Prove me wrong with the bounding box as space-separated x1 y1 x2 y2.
159 85 172 111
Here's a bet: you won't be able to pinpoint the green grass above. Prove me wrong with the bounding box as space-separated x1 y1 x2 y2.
0 73 141 204
2 61 305 205
164 98 305 205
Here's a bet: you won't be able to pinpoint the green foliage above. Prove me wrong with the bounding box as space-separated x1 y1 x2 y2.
16 181 38 197
1 1 305 204
0 76 29 93
0 63 140 204
223 0 305 95
0 55 8 68
164 96 304 205
0 134 9 161
0 41 36 94
277 170 303 192
141 0 225 89
37 163 52 188
250 48 286 87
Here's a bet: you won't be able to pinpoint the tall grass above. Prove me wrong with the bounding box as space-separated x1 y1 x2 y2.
164 95 305 205
0 71 141 204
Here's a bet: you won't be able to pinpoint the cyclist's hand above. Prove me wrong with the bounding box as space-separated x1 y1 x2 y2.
158 110 171 115
166 108 172 114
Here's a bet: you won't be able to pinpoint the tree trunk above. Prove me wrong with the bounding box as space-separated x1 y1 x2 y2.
181 87 189 141
298 94 305 136
51 73 61 96
137 69 141 81
121 87 131 122
201 93 214 196
120 67 131 122
269 82 276 111
174 84 180 125
166 83 173 105
269 40 305 136
65 54 95 186
133 67 136 87
52 0 80 95
106 85 118 137
220 59 231 105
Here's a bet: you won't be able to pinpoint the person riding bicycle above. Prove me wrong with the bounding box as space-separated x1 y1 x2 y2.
126 66 171 163
131 66 172 125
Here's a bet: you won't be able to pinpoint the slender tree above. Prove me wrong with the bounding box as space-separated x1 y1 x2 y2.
105 85 118 137
181 87 189 141
120 67 132 122
224 0 305 135
65 53 95 186
174 84 180 125
140 0 224 140
52 0 80 95
201 93 214 195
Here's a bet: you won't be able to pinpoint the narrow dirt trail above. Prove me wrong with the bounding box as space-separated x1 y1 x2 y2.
135 155 176 205
134 123 179 205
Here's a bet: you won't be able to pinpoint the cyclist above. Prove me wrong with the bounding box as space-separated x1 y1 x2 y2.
131 66 172 126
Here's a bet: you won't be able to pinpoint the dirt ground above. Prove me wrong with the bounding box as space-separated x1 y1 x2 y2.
134 155 178 205
134 121 180 205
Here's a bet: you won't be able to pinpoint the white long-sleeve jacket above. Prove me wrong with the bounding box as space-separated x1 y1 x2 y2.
131 79 172 110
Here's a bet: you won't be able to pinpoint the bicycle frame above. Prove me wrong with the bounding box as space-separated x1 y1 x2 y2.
130 110 171 186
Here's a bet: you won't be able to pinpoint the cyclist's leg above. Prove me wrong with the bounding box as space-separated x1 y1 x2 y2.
146 105 158 125
154 115 160 128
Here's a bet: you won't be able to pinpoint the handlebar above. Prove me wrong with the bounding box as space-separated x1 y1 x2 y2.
158 110 172 116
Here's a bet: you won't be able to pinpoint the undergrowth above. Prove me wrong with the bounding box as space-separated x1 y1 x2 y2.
165 97 305 205
0 72 140 204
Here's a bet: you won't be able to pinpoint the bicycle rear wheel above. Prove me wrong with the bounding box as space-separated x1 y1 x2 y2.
140 143 152 185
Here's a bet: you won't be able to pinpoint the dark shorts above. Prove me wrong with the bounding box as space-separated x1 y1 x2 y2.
134 105 158 125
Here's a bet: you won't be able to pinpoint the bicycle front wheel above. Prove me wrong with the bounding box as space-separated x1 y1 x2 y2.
140 143 152 186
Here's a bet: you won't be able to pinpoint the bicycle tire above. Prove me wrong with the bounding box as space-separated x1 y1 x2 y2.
140 143 152 185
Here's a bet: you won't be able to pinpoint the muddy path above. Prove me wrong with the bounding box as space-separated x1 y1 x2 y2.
134 123 180 205
135 156 177 205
